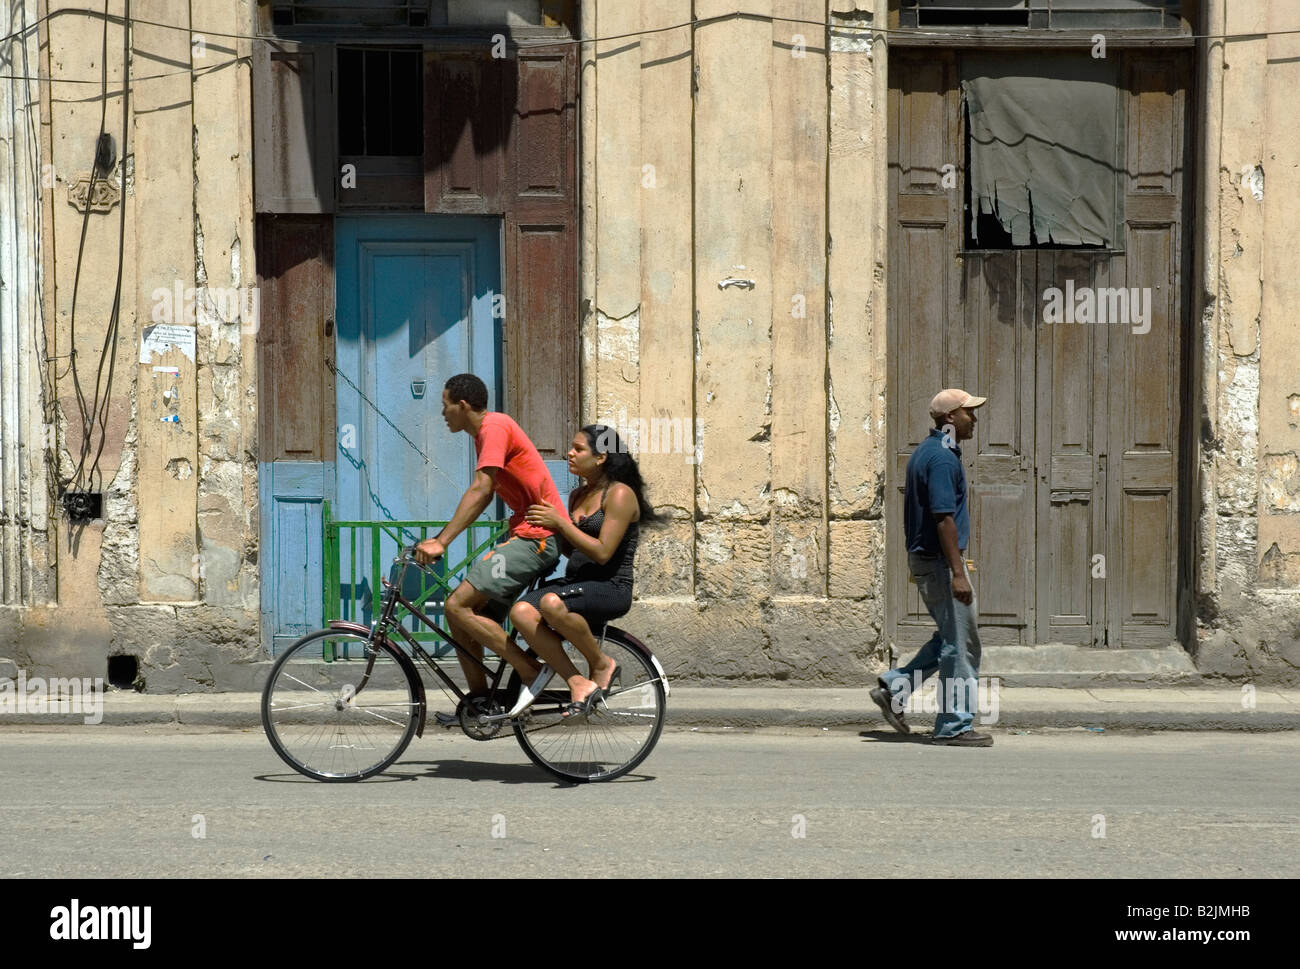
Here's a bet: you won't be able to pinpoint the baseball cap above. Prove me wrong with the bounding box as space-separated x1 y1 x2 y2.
929 388 988 419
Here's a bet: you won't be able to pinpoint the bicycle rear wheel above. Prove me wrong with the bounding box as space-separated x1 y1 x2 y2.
262 629 420 781
511 629 667 783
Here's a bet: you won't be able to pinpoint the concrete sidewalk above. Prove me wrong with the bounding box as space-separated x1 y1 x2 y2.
1 684 1297 730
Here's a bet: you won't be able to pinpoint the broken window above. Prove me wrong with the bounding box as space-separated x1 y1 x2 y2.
961 53 1118 248
899 0 1185 30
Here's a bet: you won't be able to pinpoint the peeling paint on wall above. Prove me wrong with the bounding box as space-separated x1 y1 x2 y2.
1261 452 1300 512
1217 352 1260 516
596 304 640 387
98 394 139 608
1260 542 1300 587
830 9 874 55
1239 163 1264 202
164 457 193 480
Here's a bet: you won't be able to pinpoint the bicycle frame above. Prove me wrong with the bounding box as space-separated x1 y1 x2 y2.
327 552 526 728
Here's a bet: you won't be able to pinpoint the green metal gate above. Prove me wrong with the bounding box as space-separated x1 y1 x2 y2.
321 501 508 656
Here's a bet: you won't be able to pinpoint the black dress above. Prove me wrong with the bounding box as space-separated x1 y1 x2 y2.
515 482 639 630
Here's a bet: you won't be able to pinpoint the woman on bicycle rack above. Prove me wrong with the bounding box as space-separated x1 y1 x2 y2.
510 425 656 718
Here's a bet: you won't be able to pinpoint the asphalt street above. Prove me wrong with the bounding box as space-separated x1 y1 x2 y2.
1 725 1296 878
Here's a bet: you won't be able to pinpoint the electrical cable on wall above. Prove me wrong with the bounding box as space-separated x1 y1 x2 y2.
58 0 130 517
85 0 131 494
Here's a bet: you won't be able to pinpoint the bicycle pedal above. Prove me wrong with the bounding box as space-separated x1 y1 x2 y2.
433 711 458 728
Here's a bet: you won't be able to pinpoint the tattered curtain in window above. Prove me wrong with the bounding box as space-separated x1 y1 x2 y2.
961 53 1119 247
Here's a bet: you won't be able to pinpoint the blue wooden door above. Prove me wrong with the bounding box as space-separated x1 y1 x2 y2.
334 215 503 628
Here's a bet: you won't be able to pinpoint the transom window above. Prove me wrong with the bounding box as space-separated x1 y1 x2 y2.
899 0 1186 30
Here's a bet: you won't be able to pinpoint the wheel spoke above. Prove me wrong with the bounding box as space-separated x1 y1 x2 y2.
269 700 334 712
354 705 410 729
281 672 325 692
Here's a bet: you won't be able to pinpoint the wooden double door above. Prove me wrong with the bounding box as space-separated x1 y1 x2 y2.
887 49 1191 649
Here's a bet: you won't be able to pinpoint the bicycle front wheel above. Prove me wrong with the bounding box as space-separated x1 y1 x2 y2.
511 629 667 783
262 629 421 782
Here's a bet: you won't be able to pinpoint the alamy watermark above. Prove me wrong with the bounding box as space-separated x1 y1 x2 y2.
50 899 150 949
884 672 1000 725
0 670 103 724
1042 281 1152 335
151 280 260 334
594 409 703 465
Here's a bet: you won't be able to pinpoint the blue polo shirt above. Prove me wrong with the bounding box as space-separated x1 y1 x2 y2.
904 427 968 554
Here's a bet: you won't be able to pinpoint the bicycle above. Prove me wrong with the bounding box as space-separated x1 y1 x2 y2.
261 545 670 783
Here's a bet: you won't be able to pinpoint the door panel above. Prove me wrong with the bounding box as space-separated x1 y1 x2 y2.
253 41 335 214
262 463 329 653
964 251 1035 642
1109 53 1186 646
1034 250 1108 646
255 214 335 653
503 46 579 461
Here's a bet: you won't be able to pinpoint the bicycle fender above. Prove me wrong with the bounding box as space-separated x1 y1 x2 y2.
603 625 670 698
327 620 371 637
326 621 429 737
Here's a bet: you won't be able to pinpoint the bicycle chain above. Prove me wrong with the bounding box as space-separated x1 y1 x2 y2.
433 692 610 741
427 675 657 741
428 682 576 741
463 708 582 741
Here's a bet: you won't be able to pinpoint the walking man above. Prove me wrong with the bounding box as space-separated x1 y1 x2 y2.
871 388 992 746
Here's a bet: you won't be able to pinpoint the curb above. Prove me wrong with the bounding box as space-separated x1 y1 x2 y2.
1 687 1297 731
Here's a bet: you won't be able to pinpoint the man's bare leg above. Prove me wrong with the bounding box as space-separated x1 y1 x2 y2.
445 582 539 691
443 595 489 695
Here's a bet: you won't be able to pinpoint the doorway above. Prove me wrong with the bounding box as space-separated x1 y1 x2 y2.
887 49 1192 650
332 213 503 627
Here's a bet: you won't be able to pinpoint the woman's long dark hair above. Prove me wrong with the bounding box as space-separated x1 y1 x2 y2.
582 424 659 524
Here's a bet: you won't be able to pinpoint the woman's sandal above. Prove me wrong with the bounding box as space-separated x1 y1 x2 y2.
561 687 605 720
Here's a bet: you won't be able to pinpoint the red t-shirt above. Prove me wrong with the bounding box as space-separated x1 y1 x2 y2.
474 412 564 540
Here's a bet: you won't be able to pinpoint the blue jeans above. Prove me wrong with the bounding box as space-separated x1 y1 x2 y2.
880 551 983 738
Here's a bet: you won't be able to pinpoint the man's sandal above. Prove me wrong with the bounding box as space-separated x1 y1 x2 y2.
506 664 555 718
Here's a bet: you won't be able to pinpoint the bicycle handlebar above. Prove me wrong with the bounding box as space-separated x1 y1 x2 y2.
396 545 441 572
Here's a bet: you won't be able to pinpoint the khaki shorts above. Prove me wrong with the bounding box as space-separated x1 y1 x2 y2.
462 534 561 623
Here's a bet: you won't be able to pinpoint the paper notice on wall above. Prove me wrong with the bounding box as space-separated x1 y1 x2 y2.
139 324 196 363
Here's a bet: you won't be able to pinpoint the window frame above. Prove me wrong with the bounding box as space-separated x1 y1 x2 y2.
890 0 1197 44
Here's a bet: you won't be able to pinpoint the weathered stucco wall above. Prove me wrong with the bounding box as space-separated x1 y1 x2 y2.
583 0 1299 684
12 0 262 690
0 0 53 621
583 0 889 683
6 0 1299 689
1191 0 1300 682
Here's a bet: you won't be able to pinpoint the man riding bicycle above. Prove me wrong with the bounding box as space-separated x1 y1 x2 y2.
414 373 563 699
